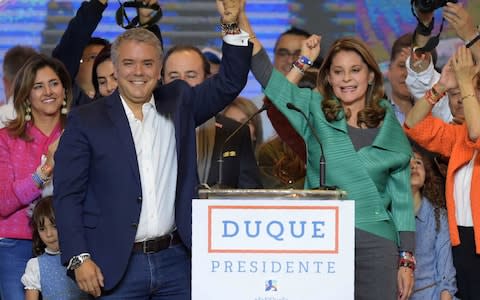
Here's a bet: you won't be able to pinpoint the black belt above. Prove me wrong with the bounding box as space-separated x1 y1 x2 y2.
133 231 181 254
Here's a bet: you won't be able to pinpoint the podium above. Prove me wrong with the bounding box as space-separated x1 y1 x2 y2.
192 189 354 300
199 188 347 200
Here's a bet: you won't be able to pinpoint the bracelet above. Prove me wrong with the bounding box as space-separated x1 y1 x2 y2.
291 63 304 74
219 19 241 35
399 250 414 258
293 59 306 72
465 32 480 48
398 258 416 271
293 56 313 73
431 83 446 96
398 251 416 271
424 89 437 105
461 94 476 101
298 55 313 67
424 85 445 105
32 172 45 188
38 164 52 183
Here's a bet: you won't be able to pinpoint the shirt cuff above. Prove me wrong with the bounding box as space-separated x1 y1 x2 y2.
223 29 250 47
406 55 436 87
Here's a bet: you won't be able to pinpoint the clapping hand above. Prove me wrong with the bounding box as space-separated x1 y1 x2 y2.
451 46 479 86
438 56 458 91
43 135 62 178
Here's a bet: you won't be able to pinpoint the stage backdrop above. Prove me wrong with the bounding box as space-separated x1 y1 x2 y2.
1 0 478 105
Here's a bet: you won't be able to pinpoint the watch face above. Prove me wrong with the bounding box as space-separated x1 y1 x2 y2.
70 256 84 270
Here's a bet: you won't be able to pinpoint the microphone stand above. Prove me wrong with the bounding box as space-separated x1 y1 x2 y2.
215 103 270 188
286 102 336 190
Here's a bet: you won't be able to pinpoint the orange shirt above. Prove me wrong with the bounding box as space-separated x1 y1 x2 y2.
404 114 480 253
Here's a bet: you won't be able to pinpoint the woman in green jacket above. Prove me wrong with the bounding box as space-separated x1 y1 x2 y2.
239 7 415 300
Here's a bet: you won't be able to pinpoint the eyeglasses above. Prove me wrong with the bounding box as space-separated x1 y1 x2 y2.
274 48 301 60
80 54 97 64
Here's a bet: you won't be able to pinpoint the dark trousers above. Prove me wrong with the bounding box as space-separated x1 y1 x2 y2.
452 226 480 300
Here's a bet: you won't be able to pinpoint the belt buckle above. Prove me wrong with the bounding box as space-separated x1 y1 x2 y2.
143 239 155 254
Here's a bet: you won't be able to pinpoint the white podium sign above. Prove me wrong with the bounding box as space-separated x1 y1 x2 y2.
192 199 354 300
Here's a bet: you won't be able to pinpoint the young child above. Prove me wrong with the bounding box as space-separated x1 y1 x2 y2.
21 196 88 300
410 147 458 300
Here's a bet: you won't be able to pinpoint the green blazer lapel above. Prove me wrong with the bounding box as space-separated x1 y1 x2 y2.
372 100 411 156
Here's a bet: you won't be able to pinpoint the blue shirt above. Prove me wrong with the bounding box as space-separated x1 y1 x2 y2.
390 101 405 125
412 198 458 299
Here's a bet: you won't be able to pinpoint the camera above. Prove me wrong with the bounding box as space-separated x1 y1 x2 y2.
414 0 457 13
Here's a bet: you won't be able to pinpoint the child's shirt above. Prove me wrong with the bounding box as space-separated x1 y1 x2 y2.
21 248 88 299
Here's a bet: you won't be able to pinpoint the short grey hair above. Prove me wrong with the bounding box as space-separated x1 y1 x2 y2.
111 28 163 66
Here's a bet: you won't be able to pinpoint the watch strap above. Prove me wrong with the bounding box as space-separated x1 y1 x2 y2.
466 32 480 48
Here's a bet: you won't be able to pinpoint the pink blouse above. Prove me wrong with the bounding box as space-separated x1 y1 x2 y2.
0 122 62 239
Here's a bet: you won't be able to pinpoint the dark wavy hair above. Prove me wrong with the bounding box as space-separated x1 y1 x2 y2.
412 144 446 232
7 54 72 140
92 44 112 98
30 196 56 256
317 37 385 128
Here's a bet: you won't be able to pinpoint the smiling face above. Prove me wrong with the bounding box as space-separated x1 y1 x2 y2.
38 217 59 252
163 50 207 87
29 66 65 120
327 50 374 109
114 40 161 109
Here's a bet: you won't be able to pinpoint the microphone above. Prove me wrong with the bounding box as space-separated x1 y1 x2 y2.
286 102 336 190
215 103 270 188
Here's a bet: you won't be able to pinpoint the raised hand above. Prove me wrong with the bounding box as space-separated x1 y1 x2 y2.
438 56 458 91
301 34 321 64
443 2 477 42
216 0 240 24
452 46 479 85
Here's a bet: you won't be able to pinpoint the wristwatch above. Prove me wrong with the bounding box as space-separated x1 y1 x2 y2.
67 253 91 270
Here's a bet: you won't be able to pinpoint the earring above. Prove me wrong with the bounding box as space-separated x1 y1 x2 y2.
61 99 68 115
366 81 374 105
25 101 32 121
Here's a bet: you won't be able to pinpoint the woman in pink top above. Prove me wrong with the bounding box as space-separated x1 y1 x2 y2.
0 54 72 299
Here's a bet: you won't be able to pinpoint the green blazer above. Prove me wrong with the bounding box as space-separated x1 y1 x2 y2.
264 69 415 243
